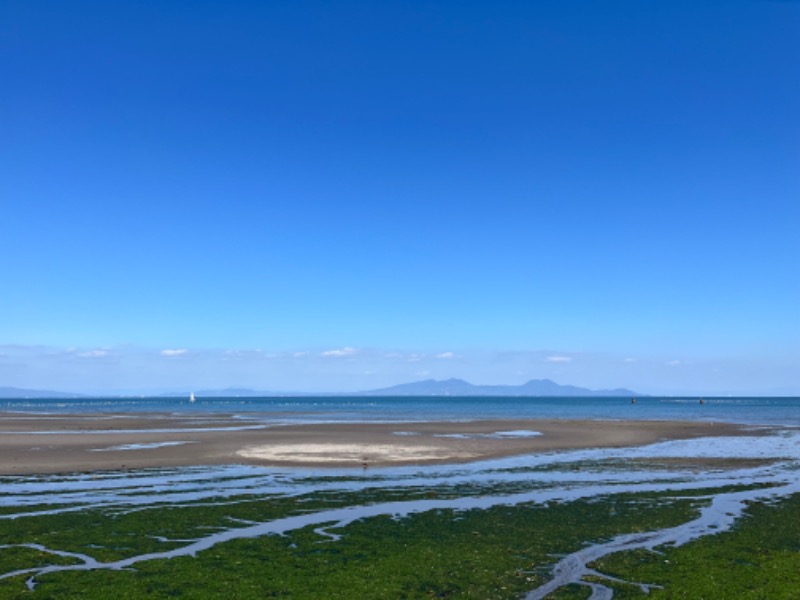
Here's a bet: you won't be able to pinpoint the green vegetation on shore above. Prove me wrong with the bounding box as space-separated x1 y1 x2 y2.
591 493 800 599
0 492 693 599
1 477 798 599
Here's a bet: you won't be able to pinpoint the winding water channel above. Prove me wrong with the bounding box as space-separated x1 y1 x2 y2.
2 430 799 598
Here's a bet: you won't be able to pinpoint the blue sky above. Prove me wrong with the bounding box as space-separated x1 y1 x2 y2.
1 0 798 395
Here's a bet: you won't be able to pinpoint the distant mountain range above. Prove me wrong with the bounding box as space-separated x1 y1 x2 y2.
186 379 638 397
1 379 638 398
359 378 638 397
0 386 84 399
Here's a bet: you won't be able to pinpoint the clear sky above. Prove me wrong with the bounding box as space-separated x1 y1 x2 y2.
1 0 798 395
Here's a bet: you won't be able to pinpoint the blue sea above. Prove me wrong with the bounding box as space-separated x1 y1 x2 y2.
2 395 800 426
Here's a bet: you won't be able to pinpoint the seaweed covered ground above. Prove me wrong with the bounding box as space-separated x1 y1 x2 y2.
1 431 799 599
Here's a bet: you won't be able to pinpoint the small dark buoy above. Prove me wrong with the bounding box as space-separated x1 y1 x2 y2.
631 397 637 404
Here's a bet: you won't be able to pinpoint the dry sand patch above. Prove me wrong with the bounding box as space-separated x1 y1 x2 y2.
237 443 480 464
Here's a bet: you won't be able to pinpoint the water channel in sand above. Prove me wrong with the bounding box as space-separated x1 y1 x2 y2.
2 430 799 597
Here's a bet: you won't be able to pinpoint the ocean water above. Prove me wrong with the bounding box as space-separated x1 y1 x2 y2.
2 395 799 426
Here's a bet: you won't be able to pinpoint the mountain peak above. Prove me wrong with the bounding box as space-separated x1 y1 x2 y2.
363 379 637 397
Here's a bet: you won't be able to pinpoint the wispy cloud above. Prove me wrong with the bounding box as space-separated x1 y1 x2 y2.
1 343 795 396
321 347 358 357
78 350 108 358
545 355 572 363
160 349 188 357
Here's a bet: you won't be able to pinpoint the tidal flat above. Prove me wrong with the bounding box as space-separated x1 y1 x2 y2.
1 427 799 599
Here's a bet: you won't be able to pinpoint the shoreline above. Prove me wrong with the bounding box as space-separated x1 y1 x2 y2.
0 412 765 475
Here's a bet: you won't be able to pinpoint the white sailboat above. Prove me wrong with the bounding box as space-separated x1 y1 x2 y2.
189 392 196 403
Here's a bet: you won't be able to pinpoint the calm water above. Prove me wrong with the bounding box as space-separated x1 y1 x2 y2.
2 395 800 426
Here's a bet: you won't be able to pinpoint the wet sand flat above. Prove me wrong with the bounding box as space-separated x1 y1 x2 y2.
0 412 756 474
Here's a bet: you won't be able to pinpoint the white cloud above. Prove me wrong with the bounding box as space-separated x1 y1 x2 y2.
666 360 681 366
292 352 309 358
435 352 457 359
78 350 108 358
545 355 572 363
623 357 637 363
160 349 188 357
321 347 358 357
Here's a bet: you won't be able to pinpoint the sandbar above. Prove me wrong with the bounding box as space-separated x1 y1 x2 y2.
0 412 762 474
